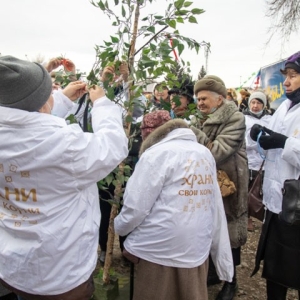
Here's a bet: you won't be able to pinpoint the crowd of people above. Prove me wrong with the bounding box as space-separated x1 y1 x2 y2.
0 50 300 300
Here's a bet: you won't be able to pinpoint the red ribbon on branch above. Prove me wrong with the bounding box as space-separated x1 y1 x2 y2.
169 38 179 61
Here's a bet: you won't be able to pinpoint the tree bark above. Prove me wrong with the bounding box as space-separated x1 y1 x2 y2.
103 162 124 284
102 2 141 285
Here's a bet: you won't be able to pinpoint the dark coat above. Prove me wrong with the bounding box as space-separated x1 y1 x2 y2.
191 101 248 248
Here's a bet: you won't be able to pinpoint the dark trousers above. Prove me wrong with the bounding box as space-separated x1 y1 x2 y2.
267 280 300 300
99 198 111 251
208 247 240 283
0 294 18 300
99 197 125 252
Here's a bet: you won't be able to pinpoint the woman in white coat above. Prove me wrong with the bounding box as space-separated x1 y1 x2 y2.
115 110 233 300
250 51 300 300
244 91 271 230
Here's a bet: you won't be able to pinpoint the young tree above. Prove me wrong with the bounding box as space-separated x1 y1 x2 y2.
198 65 206 79
88 0 208 284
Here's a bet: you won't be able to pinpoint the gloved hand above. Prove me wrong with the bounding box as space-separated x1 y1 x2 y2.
250 124 264 141
259 127 288 150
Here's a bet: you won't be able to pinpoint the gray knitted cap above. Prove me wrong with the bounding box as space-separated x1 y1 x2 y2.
248 91 267 107
0 56 52 112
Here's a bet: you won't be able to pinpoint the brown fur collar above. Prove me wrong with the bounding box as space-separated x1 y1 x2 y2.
139 119 189 157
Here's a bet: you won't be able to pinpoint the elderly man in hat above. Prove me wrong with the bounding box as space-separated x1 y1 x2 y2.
0 56 128 300
114 110 233 300
191 75 248 300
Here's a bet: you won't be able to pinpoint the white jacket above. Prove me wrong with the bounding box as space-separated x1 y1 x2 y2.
114 127 233 281
245 113 271 171
0 96 128 294
263 100 300 213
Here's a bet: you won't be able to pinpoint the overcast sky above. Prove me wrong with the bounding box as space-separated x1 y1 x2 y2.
1 0 300 88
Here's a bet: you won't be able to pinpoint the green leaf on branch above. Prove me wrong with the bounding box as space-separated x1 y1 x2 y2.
65 114 77 124
178 43 185 55
176 16 184 23
167 19 176 29
147 26 155 34
174 0 185 10
171 39 179 48
191 8 205 14
97 0 105 10
184 1 193 7
125 115 133 123
150 43 156 51
106 87 115 101
142 48 151 55
177 9 190 16
157 20 167 26
121 5 126 17
110 36 119 43
114 0 119 5
188 16 198 23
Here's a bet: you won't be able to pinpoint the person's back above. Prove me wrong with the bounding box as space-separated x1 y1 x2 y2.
115 111 233 300
0 56 128 300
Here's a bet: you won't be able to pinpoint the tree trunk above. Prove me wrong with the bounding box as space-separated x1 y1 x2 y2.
103 162 124 284
102 2 141 285
102 204 119 284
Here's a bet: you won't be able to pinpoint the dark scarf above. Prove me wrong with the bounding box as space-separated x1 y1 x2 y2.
287 87 300 109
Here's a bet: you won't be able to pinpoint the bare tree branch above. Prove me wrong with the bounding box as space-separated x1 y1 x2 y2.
266 0 300 43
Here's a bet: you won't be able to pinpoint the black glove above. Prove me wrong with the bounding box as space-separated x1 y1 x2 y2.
259 127 288 150
250 124 264 141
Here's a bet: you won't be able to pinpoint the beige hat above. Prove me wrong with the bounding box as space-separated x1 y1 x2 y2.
194 75 227 98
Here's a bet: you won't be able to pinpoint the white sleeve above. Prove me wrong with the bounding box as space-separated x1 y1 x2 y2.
52 90 76 118
210 169 234 282
63 96 128 189
114 153 165 236
282 137 300 170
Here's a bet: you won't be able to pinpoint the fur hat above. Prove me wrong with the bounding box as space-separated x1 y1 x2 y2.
248 91 267 107
0 55 52 112
140 110 171 140
194 75 227 98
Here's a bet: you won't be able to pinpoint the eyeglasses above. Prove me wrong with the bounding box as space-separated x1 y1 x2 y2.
286 52 300 66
